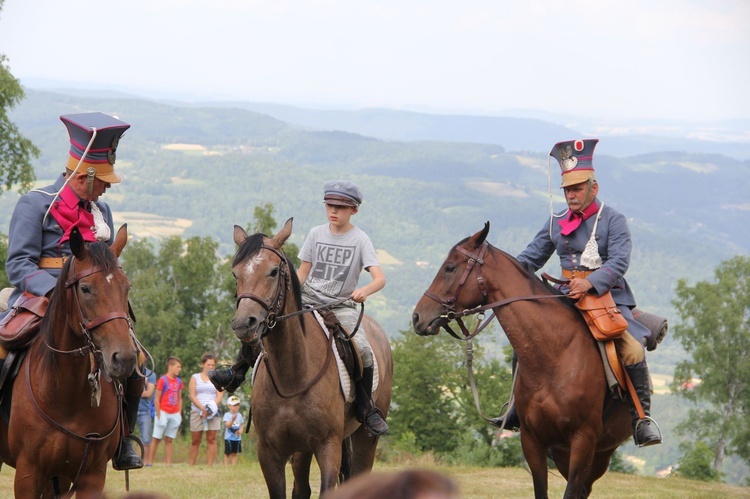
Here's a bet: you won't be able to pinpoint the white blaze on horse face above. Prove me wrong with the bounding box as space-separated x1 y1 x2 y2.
106 273 114 284
240 254 264 281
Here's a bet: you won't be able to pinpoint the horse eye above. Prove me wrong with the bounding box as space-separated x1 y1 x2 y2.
81 284 92 294
445 264 456 273
270 267 279 278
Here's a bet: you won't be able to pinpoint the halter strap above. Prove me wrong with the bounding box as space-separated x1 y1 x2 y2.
423 241 570 340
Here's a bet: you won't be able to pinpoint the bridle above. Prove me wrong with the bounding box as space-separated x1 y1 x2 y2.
235 245 289 335
65 257 134 349
31 253 134 494
422 241 569 340
235 245 334 398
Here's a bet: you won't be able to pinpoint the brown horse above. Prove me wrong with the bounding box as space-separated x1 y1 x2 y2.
412 223 632 499
0 225 139 498
229 219 392 499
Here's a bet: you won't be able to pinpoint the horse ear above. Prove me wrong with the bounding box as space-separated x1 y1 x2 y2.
270 218 293 249
468 221 490 249
110 224 128 258
70 227 86 259
233 225 248 246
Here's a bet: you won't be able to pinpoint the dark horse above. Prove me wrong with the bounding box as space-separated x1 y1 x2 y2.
0 225 139 498
230 219 392 499
412 223 632 499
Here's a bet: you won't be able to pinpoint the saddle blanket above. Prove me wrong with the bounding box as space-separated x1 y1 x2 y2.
251 310 378 403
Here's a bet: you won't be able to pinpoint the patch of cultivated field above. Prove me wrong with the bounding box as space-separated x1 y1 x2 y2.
114 212 193 238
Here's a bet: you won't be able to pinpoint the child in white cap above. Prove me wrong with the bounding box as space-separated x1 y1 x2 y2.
223 396 244 465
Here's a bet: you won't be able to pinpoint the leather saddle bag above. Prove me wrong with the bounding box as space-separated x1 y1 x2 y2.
575 291 628 341
0 292 49 349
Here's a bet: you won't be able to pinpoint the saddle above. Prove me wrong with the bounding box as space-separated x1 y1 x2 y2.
317 307 364 383
0 292 49 351
0 350 28 424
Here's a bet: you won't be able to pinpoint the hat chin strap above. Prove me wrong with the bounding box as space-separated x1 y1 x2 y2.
86 167 96 200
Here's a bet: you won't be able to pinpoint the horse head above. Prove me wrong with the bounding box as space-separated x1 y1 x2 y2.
231 218 298 343
412 222 491 336
61 224 137 380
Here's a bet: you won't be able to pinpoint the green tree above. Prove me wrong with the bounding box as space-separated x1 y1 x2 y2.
0 50 38 194
122 235 234 377
670 256 750 473
675 441 723 482
244 202 300 268
0 232 8 289
389 325 515 463
0 2 40 288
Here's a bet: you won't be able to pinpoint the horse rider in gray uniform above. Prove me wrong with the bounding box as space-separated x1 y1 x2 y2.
0 112 145 469
491 139 662 447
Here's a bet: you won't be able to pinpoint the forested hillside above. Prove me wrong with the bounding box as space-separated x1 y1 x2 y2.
3 88 750 482
5 89 748 351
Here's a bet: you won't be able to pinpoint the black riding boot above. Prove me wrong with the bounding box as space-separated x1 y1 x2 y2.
489 351 520 431
209 343 257 393
355 366 388 436
625 362 662 447
112 381 144 471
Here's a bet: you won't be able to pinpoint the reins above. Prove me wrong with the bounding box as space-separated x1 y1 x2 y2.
423 242 570 341
34 253 137 494
240 245 362 398
422 241 571 423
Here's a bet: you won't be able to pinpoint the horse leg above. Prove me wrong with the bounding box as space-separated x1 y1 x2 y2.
584 449 617 497
314 437 344 497
291 451 313 499
257 443 288 499
348 423 378 477
72 467 108 499
561 431 598 499
13 461 46 499
520 432 549 499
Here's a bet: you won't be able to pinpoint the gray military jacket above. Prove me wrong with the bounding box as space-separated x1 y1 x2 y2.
516 198 637 309
2 174 115 317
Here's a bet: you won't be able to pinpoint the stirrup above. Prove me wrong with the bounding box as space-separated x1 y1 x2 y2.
489 402 520 431
364 407 389 436
112 435 144 471
633 417 663 447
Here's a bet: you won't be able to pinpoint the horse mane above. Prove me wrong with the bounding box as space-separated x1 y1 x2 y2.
233 233 305 330
41 241 120 373
470 240 577 312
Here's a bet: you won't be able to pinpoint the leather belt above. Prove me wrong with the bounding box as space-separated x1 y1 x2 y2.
562 269 595 279
38 257 68 269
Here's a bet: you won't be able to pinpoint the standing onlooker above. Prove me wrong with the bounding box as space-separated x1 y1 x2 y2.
149 357 183 466
222 396 244 466
137 367 157 467
188 353 224 466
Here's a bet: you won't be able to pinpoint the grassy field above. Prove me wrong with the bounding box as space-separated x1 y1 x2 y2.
1 458 748 498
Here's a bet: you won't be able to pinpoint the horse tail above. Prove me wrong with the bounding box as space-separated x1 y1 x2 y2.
339 436 353 484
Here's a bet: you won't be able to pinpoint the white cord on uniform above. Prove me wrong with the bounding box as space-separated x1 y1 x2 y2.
42 127 98 226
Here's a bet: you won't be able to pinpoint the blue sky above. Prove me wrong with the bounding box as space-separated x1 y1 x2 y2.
1 0 747 122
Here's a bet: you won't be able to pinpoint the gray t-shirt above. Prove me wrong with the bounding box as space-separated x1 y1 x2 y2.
298 224 380 303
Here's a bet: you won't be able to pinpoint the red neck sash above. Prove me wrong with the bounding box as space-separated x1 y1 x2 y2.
49 185 98 245
558 200 600 236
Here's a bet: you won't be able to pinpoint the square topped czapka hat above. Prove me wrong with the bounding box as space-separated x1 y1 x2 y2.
323 180 362 207
60 112 130 184
550 138 599 188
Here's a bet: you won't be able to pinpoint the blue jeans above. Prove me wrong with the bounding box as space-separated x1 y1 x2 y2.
137 410 153 446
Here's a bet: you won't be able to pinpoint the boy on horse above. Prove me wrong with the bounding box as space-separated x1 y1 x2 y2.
0 112 145 469
210 180 389 436
492 139 662 447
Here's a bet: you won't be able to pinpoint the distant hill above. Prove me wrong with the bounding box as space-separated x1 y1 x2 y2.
4 86 750 484
3 88 749 355
203 102 750 160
